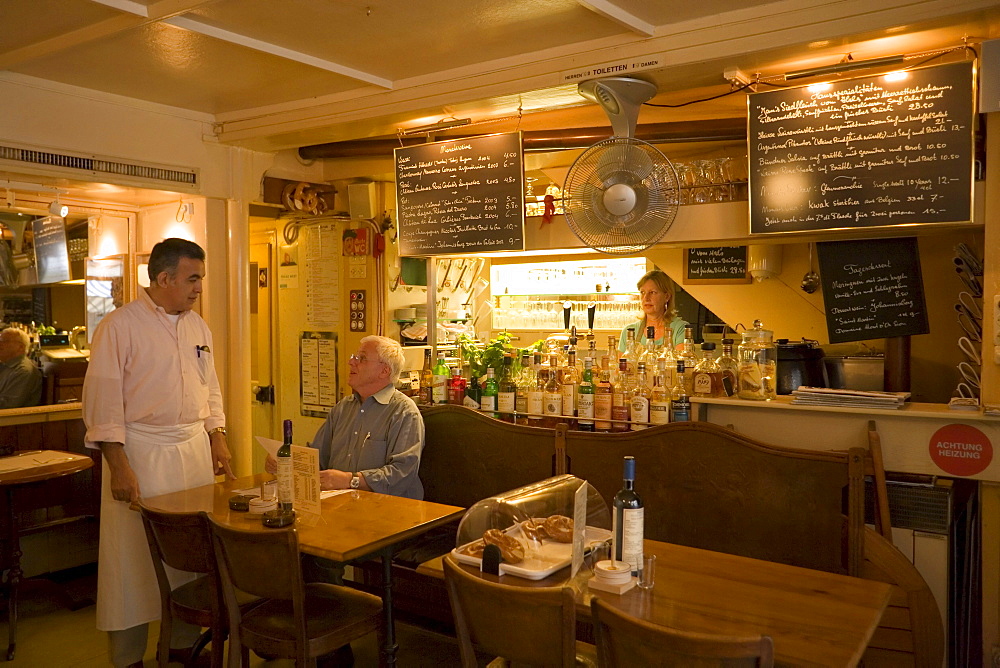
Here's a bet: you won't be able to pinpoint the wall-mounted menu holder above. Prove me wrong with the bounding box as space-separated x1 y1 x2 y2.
816 237 929 344
748 61 974 234
683 246 750 284
395 132 525 256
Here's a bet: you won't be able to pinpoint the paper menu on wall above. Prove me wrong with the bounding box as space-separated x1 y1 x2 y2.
291 445 321 517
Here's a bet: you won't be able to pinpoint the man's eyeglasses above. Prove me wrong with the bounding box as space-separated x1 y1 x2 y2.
348 353 367 364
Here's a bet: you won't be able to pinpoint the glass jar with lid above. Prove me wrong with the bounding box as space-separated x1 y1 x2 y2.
737 320 777 400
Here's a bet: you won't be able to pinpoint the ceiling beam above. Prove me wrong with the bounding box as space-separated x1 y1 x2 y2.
577 0 655 36
162 15 394 88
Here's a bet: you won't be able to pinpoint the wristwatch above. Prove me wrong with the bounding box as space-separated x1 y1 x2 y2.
208 427 227 437
350 474 361 490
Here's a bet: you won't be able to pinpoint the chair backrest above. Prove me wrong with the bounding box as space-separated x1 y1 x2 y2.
420 405 558 508
207 516 305 602
443 555 578 668
139 504 214 574
565 421 865 575
859 526 945 667
591 598 774 667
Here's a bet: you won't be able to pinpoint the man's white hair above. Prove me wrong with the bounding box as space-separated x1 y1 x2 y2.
361 335 404 383
1 328 29 350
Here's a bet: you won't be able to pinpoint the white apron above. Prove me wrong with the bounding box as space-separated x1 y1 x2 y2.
96 421 215 631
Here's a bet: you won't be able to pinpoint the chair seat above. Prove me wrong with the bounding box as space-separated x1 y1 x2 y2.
171 577 262 625
240 583 382 656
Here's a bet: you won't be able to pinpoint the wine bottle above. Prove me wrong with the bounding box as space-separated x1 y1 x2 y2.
431 351 449 404
277 419 294 512
420 348 433 405
612 456 644 576
577 358 595 432
497 354 517 422
481 368 498 417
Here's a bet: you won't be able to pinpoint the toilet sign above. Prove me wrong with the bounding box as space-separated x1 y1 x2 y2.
929 424 993 477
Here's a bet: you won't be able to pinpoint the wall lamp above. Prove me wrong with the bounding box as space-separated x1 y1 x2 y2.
784 54 906 81
48 199 69 217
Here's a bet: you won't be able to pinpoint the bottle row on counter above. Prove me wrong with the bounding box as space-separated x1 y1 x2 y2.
413 321 780 431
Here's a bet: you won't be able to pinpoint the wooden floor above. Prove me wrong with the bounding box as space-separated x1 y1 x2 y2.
4 564 468 667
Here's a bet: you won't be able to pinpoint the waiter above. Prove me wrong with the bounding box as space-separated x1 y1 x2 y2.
82 238 234 668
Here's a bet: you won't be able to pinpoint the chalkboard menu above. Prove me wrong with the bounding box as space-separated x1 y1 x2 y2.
817 237 928 343
32 217 71 284
395 132 525 256
684 246 750 283
749 61 973 234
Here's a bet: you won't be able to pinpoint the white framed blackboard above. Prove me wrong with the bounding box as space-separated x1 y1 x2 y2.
684 246 750 284
817 237 929 343
395 132 525 256
749 61 974 234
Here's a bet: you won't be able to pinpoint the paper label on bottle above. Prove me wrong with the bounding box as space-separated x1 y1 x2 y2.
613 507 644 575
577 393 594 422
498 392 515 413
515 394 527 414
463 394 480 409
277 457 294 509
432 374 448 403
694 372 712 395
561 385 576 415
544 392 562 416
594 394 612 422
649 400 670 424
630 396 649 429
527 391 544 415
480 395 497 411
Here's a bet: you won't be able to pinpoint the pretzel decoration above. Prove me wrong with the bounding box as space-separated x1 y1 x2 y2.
281 182 329 215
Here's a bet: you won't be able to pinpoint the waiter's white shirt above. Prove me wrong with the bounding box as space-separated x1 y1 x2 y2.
83 288 224 631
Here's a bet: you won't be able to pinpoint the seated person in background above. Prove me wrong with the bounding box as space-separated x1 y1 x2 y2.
267 334 424 499
0 328 42 408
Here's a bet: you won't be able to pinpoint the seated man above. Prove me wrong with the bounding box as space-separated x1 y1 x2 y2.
0 328 42 408
268 334 424 498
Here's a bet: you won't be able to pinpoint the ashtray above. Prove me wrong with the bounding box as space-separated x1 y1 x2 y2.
248 497 278 515
228 494 256 511
262 509 295 528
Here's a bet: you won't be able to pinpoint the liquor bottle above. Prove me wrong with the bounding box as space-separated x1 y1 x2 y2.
718 338 739 397
464 374 482 409
277 419 294 512
497 354 517 423
658 336 677 389
612 456 644 576
420 348 434 405
431 351 449 405
448 366 467 405
693 342 722 397
622 327 638 373
577 358 595 432
630 362 650 430
526 353 545 427
670 360 691 422
594 366 613 432
515 353 533 425
481 368 498 417
639 326 659 390
678 326 698 376
543 354 564 428
587 339 600 374
610 358 631 432
561 349 579 428
649 360 670 425
606 335 618 379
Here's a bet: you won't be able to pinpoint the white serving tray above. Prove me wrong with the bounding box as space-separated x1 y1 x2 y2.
452 524 611 580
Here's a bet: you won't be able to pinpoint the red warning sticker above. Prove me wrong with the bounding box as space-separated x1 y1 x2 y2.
929 424 993 477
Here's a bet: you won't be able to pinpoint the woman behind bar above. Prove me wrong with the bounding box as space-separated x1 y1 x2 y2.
618 269 688 353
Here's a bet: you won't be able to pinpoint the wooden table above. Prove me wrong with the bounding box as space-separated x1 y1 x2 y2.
141 473 465 666
421 539 891 667
0 450 93 660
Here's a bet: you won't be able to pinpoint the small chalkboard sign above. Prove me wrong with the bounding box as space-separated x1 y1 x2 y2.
32 217 71 284
395 132 525 256
684 246 750 284
749 61 974 234
817 237 929 343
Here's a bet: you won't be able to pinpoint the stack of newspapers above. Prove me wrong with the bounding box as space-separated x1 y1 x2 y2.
790 387 910 410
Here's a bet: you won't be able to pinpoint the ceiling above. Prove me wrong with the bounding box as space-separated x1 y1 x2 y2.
3 0 1000 204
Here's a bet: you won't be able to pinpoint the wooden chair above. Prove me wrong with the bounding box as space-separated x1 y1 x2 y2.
207 516 383 668
443 555 596 668
565 422 866 576
139 505 246 668
860 526 945 667
590 598 774 667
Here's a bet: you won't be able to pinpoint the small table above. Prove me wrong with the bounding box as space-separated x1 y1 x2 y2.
425 538 891 667
0 450 93 661
141 473 465 666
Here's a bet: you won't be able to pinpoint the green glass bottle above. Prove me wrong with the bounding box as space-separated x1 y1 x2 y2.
277 419 293 512
577 358 595 432
480 368 499 418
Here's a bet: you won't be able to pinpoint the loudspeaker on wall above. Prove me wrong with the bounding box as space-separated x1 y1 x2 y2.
348 182 377 220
